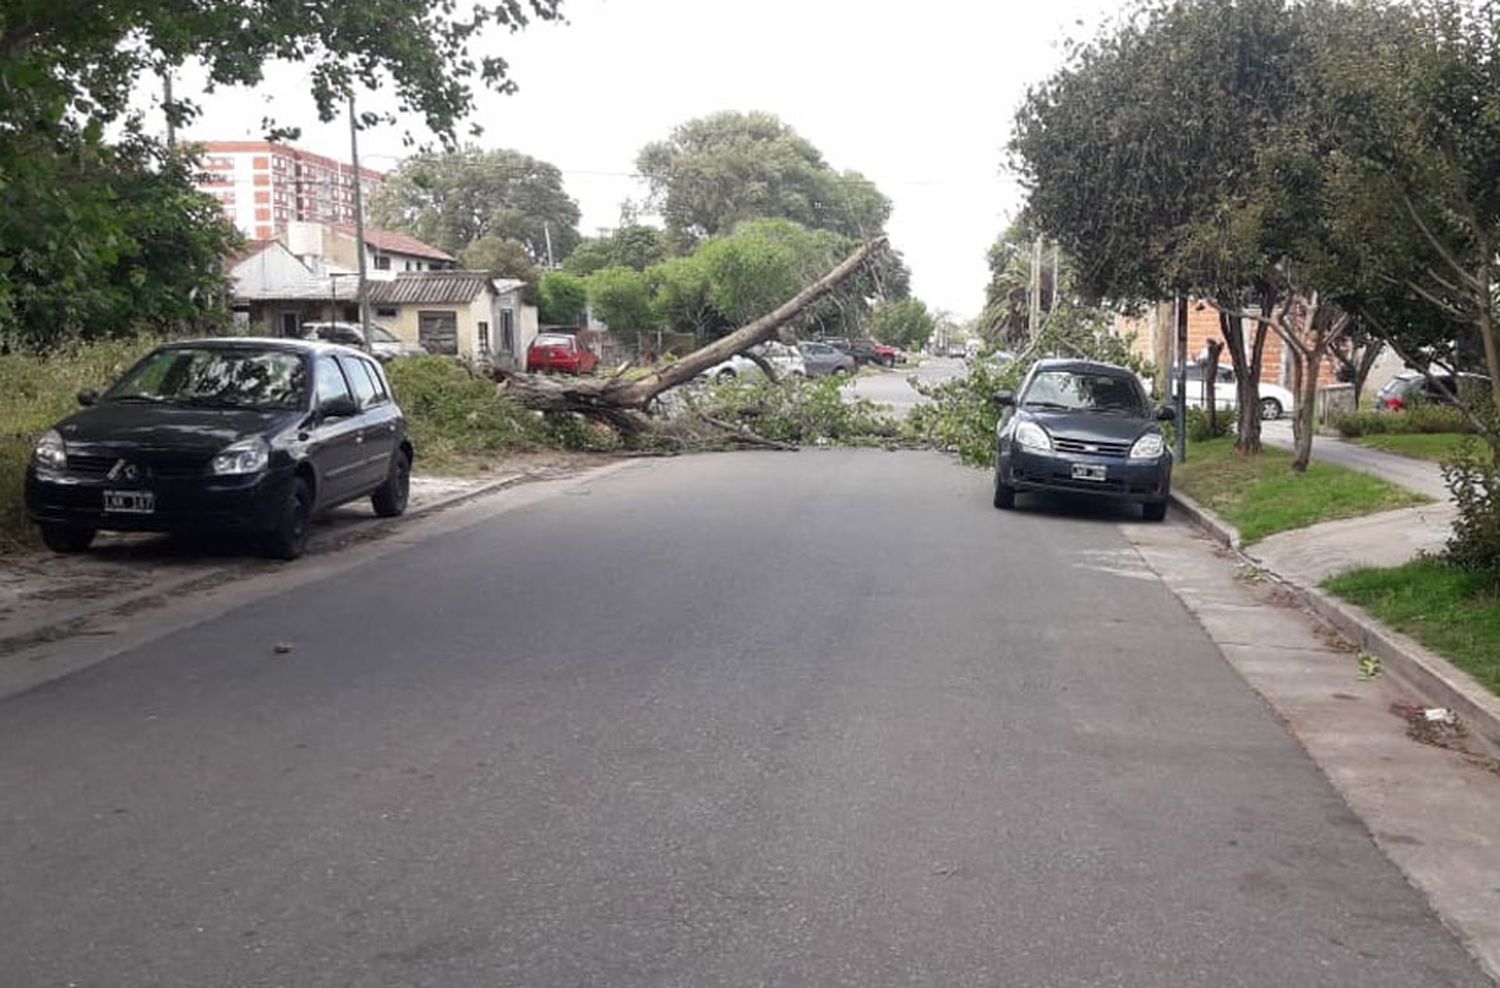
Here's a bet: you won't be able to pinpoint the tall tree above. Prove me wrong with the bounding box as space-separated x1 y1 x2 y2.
369 147 581 260
1011 0 1348 461
637 111 891 247
563 225 670 276
459 236 540 304
1319 0 1500 448
869 298 936 350
1 0 563 348
538 271 588 327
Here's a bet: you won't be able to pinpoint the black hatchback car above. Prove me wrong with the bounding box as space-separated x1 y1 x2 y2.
25 338 413 559
992 358 1174 520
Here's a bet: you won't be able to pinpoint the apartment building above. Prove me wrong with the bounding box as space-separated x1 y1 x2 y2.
194 141 387 241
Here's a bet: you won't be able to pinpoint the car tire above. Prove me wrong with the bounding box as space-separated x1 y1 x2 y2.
264 476 313 561
371 449 411 518
39 523 96 553
1260 397 1283 420
716 369 736 382
1142 500 1168 522
992 470 1016 510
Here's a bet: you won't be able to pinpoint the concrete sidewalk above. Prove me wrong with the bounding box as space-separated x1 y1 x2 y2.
1261 419 1451 500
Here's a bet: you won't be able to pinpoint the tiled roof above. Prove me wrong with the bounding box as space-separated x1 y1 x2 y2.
333 224 455 262
361 270 493 305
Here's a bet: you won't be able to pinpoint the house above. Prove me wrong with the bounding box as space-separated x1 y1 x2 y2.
284 221 456 277
362 271 539 366
226 240 361 336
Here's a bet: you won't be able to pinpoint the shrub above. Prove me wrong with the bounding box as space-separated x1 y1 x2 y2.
903 359 1019 467
1333 405 1472 437
1443 436 1500 585
1185 406 1232 443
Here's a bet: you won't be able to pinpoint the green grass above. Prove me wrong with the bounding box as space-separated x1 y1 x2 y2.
1325 560 1500 697
1356 432 1493 465
1175 437 1429 543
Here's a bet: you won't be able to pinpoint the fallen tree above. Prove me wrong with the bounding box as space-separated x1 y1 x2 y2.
495 236 889 436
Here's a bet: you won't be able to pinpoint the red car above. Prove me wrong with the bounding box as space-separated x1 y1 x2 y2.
526 333 598 375
872 343 904 367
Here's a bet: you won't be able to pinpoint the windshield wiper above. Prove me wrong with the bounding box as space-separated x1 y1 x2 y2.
109 394 165 403
176 395 253 409
1023 400 1073 411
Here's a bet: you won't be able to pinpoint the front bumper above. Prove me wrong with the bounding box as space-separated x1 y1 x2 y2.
1000 445 1171 503
25 464 296 534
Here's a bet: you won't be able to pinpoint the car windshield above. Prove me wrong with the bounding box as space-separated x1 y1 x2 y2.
1022 370 1147 416
108 347 308 410
368 325 399 343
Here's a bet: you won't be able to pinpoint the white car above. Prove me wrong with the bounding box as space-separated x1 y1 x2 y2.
1171 362 1295 420
703 341 807 381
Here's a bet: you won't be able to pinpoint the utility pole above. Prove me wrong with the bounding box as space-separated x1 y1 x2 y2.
347 95 373 353
162 70 176 150
1176 294 1189 464
1028 236 1043 342
543 222 556 270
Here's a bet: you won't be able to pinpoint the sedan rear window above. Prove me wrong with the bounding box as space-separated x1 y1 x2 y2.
535 334 574 347
109 348 308 410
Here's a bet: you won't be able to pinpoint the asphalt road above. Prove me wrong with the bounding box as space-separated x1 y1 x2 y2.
0 450 1486 987
848 355 964 416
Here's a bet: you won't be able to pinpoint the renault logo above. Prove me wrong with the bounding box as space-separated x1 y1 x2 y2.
107 460 141 482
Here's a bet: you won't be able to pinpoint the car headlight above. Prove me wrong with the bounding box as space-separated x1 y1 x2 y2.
211 437 270 475
1130 433 1166 460
1014 420 1053 452
33 429 66 470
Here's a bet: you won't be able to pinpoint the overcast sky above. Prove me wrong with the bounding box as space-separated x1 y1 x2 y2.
169 0 1123 320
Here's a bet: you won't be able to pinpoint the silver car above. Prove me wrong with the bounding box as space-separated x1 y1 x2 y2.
798 341 856 377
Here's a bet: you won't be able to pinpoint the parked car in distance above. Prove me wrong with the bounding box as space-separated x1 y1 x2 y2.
25 338 413 560
1171 361 1295 420
992 358 1174 521
300 321 427 362
946 343 967 358
1375 370 1492 411
527 333 598 375
798 341 857 377
702 342 808 381
871 343 904 367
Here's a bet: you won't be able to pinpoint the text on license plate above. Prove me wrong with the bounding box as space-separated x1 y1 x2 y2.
103 490 155 514
1071 464 1108 482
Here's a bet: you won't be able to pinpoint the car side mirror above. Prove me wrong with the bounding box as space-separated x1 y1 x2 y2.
77 389 99 407
1157 405 1176 421
992 390 1015 407
319 395 359 420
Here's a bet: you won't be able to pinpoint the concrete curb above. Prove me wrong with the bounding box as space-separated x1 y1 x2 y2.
0 470 528 659
1168 490 1500 758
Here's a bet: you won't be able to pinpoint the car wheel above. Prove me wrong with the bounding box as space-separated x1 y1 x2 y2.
1142 500 1168 522
39 523 96 553
992 469 1016 510
1260 397 1283 420
371 449 411 518
716 369 736 382
264 476 313 561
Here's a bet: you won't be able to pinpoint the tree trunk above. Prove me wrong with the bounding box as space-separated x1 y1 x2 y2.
1352 340 1383 410
1204 338 1224 435
493 237 887 419
1218 308 1266 455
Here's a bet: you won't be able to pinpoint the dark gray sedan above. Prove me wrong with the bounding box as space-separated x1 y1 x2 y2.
798 341 857 377
992 358 1174 520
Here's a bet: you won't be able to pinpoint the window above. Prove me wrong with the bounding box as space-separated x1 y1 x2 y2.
477 321 490 355
374 255 391 271
341 356 384 407
500 309 515 354
110 348 308 410
315 356 353 406
279 312 300 338
375 306 398 319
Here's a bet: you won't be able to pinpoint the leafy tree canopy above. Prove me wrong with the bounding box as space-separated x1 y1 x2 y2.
538 271 588 327
564 225 670 276
637 111 892 247
869 298 936 350
586 267 655 344
459 236 540 304
369 147 581 259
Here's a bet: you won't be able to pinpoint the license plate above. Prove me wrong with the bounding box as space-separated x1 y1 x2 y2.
103 489 155 514
1071 464 1108 482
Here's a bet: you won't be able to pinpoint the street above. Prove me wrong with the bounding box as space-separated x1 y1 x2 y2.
0 450 1486 986
848 354 964 416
